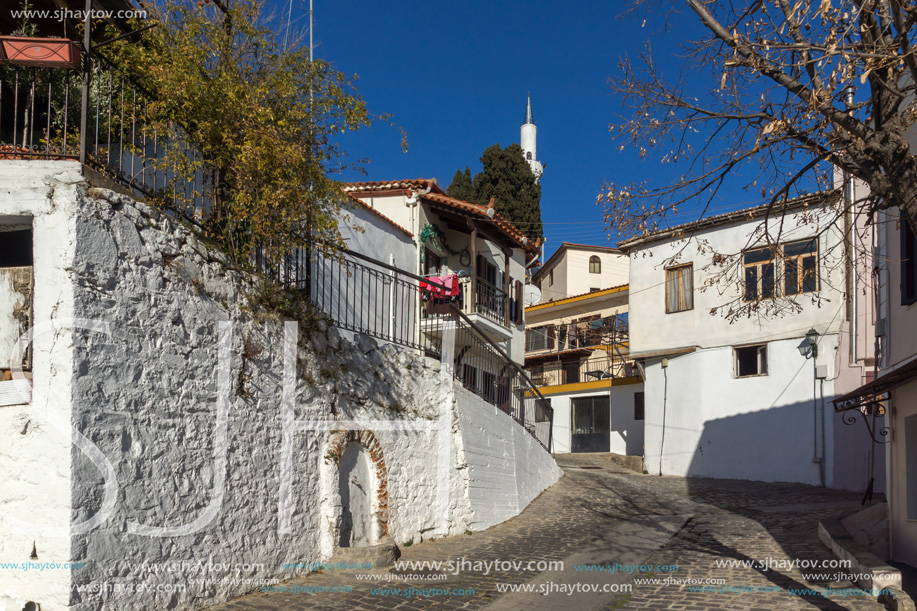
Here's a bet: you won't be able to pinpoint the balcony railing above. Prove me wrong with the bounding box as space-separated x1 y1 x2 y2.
458 277 508 327
0 58 219 214
526 314 629 355
526 355 635 388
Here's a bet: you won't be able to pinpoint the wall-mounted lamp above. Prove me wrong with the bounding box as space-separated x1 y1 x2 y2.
797 328 819 358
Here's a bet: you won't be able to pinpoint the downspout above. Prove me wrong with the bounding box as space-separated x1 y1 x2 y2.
406 184 432 346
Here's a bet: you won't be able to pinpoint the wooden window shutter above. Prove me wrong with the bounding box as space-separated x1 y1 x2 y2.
515 280 523 323
547 325 556 350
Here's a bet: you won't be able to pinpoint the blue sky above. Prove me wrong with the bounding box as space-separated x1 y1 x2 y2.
271 0 745 260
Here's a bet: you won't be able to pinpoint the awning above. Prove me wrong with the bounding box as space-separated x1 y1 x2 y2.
833 358 917 412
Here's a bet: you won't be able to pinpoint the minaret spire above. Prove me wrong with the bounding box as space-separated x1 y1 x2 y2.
520 94 543 182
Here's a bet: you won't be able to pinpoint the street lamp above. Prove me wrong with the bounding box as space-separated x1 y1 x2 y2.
797 328 819 358
797 327 824 486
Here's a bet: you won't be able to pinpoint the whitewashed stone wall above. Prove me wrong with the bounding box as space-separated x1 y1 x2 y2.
455 386 563 531
0 162 560 611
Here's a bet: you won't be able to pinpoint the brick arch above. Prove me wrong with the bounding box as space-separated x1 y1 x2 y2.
326 429 390 537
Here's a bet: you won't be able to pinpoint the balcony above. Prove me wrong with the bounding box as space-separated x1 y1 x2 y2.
0 59 218 213
459 277 511 342
526 354 635 389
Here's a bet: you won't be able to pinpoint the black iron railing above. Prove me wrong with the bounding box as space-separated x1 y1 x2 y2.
0 59 219 213
469 279 507 326
527 355 635 388
260 246 553 451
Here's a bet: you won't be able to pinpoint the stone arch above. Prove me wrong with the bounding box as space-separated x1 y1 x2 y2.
320 429 390 553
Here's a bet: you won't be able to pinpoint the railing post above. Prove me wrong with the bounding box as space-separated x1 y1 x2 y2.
79 0 92 167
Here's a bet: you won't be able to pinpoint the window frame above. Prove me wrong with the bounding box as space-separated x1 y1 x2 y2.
734 343 768 378
589 255 601 274
665 264 694 314
782 239 819 297
634 392 645 421
743 246 777 302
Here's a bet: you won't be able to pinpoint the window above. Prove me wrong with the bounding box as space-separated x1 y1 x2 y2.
743 247 776 301
783 239 818 296
423 249 441 276
548 270 553 286
589 255 601 274
526 151 532 160
562 360 580 384
535 397 551 423
902 218 917 305
734 344 767 377
526 326 554 352
665 264 693 313
0 229 32 268
481 370 496 402
476 254 498 286
530 363 545 385
634 392 645 421
462 364 477 391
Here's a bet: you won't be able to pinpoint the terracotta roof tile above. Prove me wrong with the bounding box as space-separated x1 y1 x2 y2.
421 192 539 255
342 179 445 195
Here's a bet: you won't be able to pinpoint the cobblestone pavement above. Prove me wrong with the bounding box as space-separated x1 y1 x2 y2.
207 454 887 611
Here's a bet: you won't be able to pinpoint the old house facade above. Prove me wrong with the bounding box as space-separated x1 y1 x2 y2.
620 193 881 490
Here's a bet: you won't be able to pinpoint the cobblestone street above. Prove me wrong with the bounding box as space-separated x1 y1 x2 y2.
208 455 887 611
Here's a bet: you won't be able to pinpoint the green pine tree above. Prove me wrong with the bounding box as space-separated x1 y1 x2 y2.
446 166 475 202
471 143 543 241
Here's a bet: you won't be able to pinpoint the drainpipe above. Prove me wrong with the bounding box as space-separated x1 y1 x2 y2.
406 184 432 345
843 86 857 364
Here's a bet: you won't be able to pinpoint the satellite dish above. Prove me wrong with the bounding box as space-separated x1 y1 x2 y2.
523 284 542 306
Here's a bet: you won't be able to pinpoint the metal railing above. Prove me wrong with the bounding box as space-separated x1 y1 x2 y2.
463 278 507 326
0 59 219 214
260 246 553 451
525 314 629 355
526 354 635 388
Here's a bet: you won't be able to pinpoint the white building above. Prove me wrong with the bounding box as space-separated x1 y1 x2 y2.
343 179 540 365
532 242 629 303
620 193 880 490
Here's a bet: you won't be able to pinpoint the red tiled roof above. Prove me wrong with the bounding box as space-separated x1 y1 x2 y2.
343 192 412 238
617 191 840 251
342 179 445 195
560 242 621 253
421 192 540 255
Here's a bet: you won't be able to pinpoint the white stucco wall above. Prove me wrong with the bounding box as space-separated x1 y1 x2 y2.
338 200 414 272
0 164 560 610
642 336 838 485
628 206 846 354
455 386 562 530
0 161 83 611
546 383 644 455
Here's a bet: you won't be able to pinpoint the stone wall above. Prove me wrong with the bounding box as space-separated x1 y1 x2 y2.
0 163 560 611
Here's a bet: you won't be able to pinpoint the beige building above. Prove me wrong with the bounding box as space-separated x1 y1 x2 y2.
524 286 643 455
532 243 628 303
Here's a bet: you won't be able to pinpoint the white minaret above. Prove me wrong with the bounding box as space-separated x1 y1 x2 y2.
521 94 543 182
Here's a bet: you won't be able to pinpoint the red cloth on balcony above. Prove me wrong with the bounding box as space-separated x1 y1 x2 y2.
420 274 460 300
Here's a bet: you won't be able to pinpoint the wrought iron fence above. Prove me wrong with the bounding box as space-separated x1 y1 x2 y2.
0 59 219 214
468 278 507 326
259 245 553 451
526 354 635 388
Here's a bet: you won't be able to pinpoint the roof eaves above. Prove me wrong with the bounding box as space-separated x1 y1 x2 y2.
617 191 840 252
